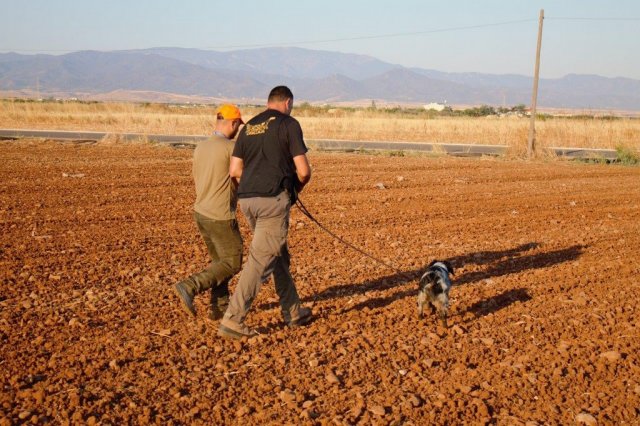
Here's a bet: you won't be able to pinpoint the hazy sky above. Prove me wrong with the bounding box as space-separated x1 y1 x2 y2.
2 0 639 79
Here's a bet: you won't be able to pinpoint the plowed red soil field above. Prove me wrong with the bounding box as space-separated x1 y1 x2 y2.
1 140 639 425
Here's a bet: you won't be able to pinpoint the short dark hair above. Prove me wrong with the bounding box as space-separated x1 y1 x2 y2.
268 85 294 102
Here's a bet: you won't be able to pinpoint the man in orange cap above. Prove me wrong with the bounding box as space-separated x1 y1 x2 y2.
173 104 245 321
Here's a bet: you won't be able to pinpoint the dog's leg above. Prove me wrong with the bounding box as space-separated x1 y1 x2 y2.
439 311 448 328
417 291 426 318
441 316 448 328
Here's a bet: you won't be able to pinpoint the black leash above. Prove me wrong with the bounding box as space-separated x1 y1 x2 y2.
295 198 415 282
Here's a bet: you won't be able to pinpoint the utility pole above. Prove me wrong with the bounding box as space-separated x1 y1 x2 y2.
527 9 544 157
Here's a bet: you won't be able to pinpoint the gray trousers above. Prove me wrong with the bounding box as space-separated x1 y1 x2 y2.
184 212 243 302
224 192 301 324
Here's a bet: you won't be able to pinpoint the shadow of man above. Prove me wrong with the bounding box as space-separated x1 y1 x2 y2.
464 288 532 319
256 242 585 317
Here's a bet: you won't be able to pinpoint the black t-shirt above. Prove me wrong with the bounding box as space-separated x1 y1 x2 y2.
232 109 308 198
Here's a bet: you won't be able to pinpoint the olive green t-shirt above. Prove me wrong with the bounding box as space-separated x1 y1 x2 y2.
192 134 237 220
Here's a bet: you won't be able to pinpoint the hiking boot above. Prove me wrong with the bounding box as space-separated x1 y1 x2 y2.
218 320 259 340
208 294 229 321
172 280 197 317
287 307 313 328
208 306 224 321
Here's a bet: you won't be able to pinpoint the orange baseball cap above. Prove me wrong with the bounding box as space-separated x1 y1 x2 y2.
216 104 244 123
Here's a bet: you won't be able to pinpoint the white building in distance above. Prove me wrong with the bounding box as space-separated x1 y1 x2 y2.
423 102 446 112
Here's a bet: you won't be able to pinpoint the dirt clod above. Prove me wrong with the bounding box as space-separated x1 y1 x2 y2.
599 351 621 362
575 412 597 425
369 405 386 417
326 371 341 385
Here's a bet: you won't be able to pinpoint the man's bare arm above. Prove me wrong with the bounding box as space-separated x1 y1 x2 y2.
229 156 244 185
293 154 311 192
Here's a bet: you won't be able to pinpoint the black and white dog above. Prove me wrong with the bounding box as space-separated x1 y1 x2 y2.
418 260 455 327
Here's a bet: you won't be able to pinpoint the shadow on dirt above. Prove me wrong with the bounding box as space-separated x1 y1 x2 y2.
447 242 540 269
464 288 532 318
286 242 584 314
256 267 423 311
304 268 424 304
342 288 416 314
453 244 585 286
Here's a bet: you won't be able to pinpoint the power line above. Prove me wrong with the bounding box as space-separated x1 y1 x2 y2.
202 18 537 50
1 16 638 54
1 18 537 54
547 17 640 21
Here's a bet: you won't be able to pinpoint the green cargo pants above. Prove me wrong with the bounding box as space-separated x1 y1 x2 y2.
182 212 243 305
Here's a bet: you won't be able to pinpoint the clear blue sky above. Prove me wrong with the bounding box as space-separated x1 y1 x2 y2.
2 0 639 79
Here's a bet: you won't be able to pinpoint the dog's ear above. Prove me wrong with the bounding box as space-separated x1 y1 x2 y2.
443 260 454 275
424 270 437 282
427 260 437 268
419 270 435 287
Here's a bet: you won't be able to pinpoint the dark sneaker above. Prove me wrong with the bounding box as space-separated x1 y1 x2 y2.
287 307 313 328
218 321 259 340
172 281 196 317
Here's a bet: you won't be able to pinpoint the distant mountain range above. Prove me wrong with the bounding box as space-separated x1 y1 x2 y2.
1 47 639 110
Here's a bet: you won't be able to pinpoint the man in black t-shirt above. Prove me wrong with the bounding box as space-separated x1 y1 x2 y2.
218 86 313 339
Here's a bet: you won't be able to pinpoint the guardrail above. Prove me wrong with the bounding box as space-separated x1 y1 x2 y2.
0 129 618 160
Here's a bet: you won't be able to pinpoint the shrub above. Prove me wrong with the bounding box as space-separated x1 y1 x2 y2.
615 145 640 165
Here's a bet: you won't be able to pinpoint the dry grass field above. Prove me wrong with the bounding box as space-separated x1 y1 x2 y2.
1 99 639 151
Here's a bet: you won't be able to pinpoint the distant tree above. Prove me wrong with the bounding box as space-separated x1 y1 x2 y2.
463 105 496 117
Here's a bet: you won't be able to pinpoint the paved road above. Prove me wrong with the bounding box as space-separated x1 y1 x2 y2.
0 128 618 160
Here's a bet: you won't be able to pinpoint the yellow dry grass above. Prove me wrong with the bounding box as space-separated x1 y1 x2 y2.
1 100 638 150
